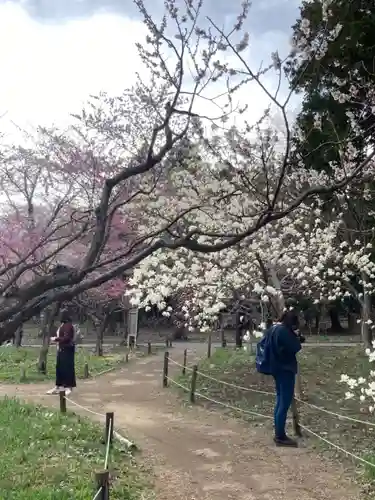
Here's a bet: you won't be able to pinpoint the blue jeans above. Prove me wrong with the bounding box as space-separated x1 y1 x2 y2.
273 371 295 439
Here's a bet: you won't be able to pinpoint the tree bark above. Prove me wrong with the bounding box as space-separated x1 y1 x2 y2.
347 312 356 332
361 276 372 348
38 302 61 374
96 313 110 356
269 266 285 318
235 311 242 348
120 296 132 345
329 307 343 332
315 308 321 331
14 326 23 347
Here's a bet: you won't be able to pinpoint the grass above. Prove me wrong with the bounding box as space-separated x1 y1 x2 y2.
175 345 375 487
305 334 361 343
0 346 126 383
0 398 152 499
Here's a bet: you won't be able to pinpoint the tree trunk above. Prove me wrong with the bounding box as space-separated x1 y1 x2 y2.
329 307 343 332
315 308 321 331
14 326 23 347
347 312 356 332
120 308 128 345
269 266 285 318
360 277 372 348
235 311 242 348
38 302 61 374
96 313 110 356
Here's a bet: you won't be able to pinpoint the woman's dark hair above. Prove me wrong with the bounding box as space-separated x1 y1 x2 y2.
278 309 299 330
60 310 72 323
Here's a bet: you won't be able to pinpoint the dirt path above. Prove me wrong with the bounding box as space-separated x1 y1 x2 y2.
0 346 361 500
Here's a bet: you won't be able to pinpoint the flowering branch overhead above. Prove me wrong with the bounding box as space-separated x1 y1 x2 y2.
0 0 374 343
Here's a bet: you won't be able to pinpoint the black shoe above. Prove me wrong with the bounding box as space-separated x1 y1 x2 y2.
273 436 298 447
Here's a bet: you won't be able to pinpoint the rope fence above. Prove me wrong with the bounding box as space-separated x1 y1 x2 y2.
163 350 375 470
55 343 148 499
168 353 375 427
92 486 104 500
57 390 136 499
0 338 157 383
0 339 160 499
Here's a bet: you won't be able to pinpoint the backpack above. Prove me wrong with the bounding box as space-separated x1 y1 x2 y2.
256 325 277 375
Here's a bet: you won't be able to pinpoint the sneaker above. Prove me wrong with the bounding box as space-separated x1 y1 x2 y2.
274 436 298 447
46 387 60 395
65 388 72 396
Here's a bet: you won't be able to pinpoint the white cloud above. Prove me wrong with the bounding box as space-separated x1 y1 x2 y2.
0 2 297 141
0 2 146 131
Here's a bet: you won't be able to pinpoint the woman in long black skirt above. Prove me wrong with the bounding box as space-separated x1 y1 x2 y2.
47 312 76 396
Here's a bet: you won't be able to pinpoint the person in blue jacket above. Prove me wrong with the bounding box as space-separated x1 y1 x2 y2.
269 309 305 447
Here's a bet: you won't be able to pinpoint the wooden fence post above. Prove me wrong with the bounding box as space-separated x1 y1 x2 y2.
83 362 89 379
95 470 110 500
190 365 198 403
59 390 67 413
220 324 226 348
163 351 169 388
20 364 26 382
291 397 302 437
147 341 152 355
182 349 187 375
207 333 212 358
125 352 129 363
295 369 305 400
105 412 114 446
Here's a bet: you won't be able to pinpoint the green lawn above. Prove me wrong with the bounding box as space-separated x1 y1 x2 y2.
0 346 125 383
174 346 375 489
0 398 152 499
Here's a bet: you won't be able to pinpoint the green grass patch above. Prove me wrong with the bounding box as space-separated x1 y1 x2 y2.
305 334 361 343
0 346 125 383
175 346 375 481
0 398 152 499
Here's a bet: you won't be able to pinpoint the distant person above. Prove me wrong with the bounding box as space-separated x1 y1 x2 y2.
256 309 305 447
47 311 76 396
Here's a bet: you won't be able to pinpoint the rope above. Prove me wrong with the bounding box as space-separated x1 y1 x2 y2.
166 376 273 420
295 397 375 427
196 388 274 420
168 356 274 396
166 376 190 392
300 424 375 469
64 396 106 418
169 355 375 428
92 486 103 500
63 396 136 450
104 417 113 470
91 365 121 378
167 358 375 469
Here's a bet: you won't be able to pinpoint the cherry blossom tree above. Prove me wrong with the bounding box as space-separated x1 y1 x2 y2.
0 0 374 345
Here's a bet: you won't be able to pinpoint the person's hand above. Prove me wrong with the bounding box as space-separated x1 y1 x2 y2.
295 330 306 343
50 336 57 342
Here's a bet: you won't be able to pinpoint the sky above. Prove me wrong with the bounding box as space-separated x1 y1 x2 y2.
0 0 302 138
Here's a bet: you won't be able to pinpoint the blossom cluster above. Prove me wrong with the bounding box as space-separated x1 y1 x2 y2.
340 343 375 413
